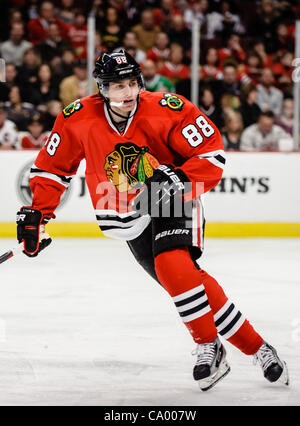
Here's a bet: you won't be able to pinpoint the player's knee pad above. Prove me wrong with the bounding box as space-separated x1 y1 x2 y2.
154 247 201 296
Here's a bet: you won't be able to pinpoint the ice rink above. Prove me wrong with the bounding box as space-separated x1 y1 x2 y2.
0 237 299 406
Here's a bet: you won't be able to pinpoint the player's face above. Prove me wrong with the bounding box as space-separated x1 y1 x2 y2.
108 79 139 113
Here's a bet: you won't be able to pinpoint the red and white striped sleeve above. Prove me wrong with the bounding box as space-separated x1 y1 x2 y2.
168 101 225 194
29 112 85 222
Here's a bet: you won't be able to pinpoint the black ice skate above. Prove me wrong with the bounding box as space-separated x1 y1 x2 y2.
253 341 289 385
192 336 230 391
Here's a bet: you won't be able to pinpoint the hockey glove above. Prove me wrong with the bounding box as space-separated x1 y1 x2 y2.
16 207 52 257
132 164 189 216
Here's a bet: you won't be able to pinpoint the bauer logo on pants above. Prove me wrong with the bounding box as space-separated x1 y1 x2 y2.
155 229 190 240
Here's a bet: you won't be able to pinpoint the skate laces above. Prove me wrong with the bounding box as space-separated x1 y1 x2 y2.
254 343 278 371
192 341 216 366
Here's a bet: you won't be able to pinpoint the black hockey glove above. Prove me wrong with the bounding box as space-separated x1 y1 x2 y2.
132 164 189 216
16 207 52 257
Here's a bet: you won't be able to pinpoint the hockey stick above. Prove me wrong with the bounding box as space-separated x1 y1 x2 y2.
0 244 23 265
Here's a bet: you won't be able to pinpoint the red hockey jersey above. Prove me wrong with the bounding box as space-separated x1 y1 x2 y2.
30 91 225 240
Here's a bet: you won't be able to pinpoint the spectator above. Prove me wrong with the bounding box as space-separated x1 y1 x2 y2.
202 48 223 81
27 0 39 21
142 59 175 92
240 111 289 151
93 0 107 29
59 59 97 108
36 21 71 67
146 32 170 68
275 97 293 137
211 63 243 101
28 1 68 45
17 47 41 91
56 0 76 24
272 51 293 95
158 43 190 85
167 14 191 53
0 102 18 150
272 23 294 57
273 51 293 80
94 31 104 60
43 100 63 131
6 63 20 87
256 68 283 116
250 0 279 53
0 23 33 67
0 63 20 102
220 93 241 116
253 39 273 68
199 87 224 130
20 114 49 149
153 0 182 33
101 7 124 53
122 32 146 64
238 85 262 128
183 0 209 36
132 9 160 52
8 8 24 29
239 51 263 86
122 0 143 27
52 48 75 86
222 110 243 150
218 33 246 69
30 63 58 112
206 0 245 40
5 85 35 131
66 10 88 59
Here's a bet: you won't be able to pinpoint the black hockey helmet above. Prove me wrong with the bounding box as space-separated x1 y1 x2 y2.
93 49 144 96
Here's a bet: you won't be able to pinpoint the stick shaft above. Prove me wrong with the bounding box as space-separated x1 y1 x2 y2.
0 245 23 264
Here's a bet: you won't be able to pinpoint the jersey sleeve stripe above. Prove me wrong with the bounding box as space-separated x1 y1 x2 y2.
30 167 74 188
97 218 144 228
197 149 226 170
94 209 138 219
95 213 140 223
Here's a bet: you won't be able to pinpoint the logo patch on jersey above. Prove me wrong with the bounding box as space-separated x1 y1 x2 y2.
62 100 83 118
159 93 184 111
104 143 159 192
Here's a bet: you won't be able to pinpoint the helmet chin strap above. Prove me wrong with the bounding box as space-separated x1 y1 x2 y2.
105 95 140 120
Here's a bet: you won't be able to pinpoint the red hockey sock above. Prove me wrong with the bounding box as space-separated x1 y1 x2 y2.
155 247 263 354
196 269 263 355
155 248 217 343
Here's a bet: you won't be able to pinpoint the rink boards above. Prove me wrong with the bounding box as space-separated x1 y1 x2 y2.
0 151 299 237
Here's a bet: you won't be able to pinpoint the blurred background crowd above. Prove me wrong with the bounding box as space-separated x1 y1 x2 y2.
0 0 299 151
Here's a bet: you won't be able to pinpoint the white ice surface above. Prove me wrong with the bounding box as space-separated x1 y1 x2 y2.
0 237 299 406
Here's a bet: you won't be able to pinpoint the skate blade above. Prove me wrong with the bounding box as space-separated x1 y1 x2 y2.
197 360 231 392
279 361 289 386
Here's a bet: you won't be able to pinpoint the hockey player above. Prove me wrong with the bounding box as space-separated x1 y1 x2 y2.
16 49 289 391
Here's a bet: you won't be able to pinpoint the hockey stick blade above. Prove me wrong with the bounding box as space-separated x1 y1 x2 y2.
0 244 23 265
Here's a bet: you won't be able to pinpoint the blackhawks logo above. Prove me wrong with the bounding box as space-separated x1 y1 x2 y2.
104 143 159 192
62 99 83 118
159 93 184 111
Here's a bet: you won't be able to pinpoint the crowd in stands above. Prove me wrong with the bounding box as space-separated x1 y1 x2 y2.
0 0 298 151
